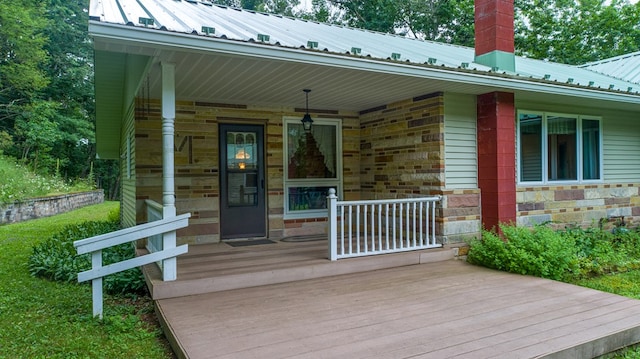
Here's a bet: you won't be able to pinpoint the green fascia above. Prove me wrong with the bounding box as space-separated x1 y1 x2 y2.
475 50 515 72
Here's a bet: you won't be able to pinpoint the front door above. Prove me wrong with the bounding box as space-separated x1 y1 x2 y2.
219 124 266 239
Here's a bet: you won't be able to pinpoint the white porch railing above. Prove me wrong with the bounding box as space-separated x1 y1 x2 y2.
73 212 190 318
145 199 163 255
327 188 441 261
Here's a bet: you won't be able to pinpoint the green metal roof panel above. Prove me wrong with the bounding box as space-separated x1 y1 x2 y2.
89 0 639 93
581 52 640 85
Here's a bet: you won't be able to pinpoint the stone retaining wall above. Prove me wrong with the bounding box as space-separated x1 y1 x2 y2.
0 190 104 225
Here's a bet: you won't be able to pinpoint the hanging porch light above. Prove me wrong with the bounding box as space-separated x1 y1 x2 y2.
301 89 313 132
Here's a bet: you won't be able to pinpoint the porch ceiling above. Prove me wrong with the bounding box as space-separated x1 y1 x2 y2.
95 35 640 114
91 18 640 158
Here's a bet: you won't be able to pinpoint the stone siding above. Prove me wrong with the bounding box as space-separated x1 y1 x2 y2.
359 92 454 241
439 189 481 242
0 190 104 225
517 184 640 228
135 99 359 244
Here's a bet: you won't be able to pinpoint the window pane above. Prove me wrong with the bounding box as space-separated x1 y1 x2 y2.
548 116 577 181
519 114 542 181
287 124 337 179
582 119 600 180
288 187 331 211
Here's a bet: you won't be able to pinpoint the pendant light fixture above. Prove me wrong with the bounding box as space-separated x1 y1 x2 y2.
301 89 313 132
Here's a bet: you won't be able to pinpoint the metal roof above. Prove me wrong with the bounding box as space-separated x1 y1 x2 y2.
89 0 638 93
581 51 640 85
89 0 640 159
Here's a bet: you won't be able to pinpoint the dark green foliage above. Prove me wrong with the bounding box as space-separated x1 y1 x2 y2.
467 223 640 281
28 218 147 295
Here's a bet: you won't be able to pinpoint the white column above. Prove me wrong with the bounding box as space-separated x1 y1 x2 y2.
327 188 338 261
161 62 177 281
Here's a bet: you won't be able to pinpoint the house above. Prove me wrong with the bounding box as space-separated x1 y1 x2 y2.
90 0 640 248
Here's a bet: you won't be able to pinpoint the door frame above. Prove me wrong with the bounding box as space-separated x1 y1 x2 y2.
219 123 267 239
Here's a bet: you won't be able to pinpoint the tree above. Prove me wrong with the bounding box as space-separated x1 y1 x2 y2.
515 0 640 64
0 0 49 137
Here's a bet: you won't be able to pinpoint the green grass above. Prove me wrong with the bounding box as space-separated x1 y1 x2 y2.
0 155 93 204
0 202 171 359
579 271 640 358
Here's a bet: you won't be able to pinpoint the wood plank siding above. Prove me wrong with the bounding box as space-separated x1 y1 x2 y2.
444 93 478 189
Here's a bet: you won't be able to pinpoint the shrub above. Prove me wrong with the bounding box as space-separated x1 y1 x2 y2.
468 224 577 280
28 218 147 295
468 223 640 282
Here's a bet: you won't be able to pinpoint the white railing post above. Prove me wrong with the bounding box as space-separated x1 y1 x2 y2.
92 250 103 319
328 188 338 261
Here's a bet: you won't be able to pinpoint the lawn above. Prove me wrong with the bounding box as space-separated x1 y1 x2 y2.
0 202 172 358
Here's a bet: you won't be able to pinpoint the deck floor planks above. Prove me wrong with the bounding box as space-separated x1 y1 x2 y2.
156 260 640 358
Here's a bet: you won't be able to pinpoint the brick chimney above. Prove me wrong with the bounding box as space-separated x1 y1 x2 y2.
475 0 517 232
474 0 515 72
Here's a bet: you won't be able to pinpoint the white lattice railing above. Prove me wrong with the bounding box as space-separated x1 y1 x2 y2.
327 189 441 261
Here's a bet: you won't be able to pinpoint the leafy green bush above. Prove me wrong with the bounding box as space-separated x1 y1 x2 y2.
467 223 640 281
467 224 577 280
28 218 147 295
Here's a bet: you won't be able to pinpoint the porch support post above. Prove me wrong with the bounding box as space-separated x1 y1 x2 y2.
477 92 516 232
328 188 338 261
161 62 177 281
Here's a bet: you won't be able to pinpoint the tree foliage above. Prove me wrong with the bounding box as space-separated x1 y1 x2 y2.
0 0 118 197
515 0 640 64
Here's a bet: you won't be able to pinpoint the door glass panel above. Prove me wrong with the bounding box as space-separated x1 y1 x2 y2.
227 173 258 206
226 131 258 207
227 132 257 170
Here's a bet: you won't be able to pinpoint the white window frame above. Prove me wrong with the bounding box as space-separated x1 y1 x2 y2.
283 117 343 219
517 110 603 185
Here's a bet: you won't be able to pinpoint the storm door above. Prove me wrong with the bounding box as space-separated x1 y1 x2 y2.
219 124 266 239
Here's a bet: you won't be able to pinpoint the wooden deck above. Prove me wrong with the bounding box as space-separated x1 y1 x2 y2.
149 243 640 359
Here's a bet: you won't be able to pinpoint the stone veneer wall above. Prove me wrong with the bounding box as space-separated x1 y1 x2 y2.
0 190 104 225
517 184 640 228
359 92 450 240
135 99 360 244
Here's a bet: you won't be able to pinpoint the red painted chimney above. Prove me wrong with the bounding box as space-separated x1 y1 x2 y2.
474 0 515 72
474 0 517 233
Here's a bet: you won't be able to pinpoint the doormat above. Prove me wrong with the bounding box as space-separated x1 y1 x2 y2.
280 234 326 242
225 239 276 247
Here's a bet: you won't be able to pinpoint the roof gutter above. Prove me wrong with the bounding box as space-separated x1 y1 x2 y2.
89 21 640 106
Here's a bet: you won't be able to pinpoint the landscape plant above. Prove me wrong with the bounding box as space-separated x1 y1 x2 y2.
467 222 640 281
0 202 171 358
27 208 147 295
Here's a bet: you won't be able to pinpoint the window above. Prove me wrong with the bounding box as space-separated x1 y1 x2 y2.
284 117 341 217
518 112 601 184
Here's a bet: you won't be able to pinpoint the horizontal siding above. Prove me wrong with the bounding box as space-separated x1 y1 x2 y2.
444 93 477 189
121 101 136 228
603 114 640 182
